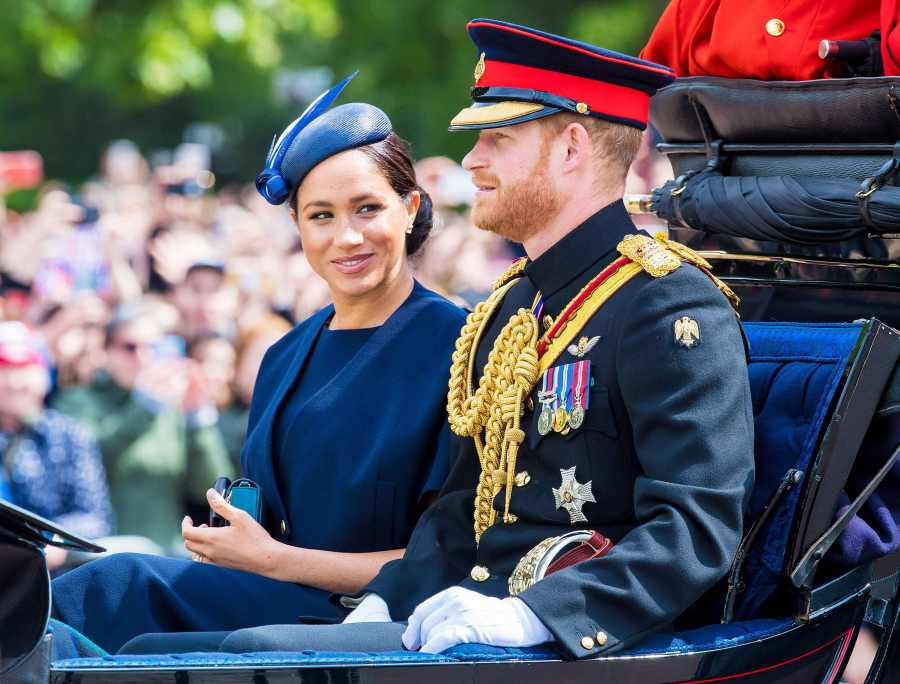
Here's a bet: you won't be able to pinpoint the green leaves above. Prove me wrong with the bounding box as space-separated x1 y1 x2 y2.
1 0 339 101
0 0 666 183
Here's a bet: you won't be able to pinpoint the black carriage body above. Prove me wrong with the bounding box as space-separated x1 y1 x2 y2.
5 77 900 684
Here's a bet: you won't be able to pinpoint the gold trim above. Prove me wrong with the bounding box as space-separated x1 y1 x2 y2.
617 234 681 278
509 536 557 596
450 101 545 127
492 257 527 291
539 263 644 374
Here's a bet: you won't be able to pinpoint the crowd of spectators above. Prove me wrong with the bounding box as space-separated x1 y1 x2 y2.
0 132 667 568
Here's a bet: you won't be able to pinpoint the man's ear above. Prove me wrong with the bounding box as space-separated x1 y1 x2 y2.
288 206 298 223
561 122 592 174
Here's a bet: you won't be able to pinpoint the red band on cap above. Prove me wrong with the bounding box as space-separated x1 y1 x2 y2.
478 59 650 126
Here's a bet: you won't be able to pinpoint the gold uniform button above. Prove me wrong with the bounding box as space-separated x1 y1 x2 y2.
542 315 554 330
470 565 490 582
280 520 287 535
514 471 531 487
596 631 608 646
581 636 595 650
766 18 785 36
527 397 535 412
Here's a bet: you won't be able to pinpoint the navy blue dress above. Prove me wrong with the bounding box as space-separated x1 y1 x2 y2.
51 281 465 654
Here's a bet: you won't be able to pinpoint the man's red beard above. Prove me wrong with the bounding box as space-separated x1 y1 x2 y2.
470 144 560 243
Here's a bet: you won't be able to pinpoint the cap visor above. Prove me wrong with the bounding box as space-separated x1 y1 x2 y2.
448 101 559 130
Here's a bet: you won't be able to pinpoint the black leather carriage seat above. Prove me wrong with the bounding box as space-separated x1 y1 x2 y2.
651 76 900 146
649 76 900 185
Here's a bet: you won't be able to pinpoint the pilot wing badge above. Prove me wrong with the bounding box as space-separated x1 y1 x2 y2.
568 335 600 358
674 316 701 348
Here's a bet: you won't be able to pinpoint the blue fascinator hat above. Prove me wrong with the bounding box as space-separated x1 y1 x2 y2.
256 72 394 206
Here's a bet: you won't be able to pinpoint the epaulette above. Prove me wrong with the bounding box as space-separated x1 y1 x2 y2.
617 233 740 311
492 257 528 291
616 234 680 277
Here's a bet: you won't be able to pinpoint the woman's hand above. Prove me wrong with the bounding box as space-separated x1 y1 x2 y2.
181 488 284 578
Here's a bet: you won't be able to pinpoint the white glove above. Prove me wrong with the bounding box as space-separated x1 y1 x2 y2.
402 587 553 653
342 593 391 624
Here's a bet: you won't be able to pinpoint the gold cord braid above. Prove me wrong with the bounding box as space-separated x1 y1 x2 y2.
447 280 540 543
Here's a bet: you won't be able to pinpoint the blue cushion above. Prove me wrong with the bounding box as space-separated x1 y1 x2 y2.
737 322 864 619
51 619 794 669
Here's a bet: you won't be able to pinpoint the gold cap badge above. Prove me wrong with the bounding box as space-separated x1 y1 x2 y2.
474 52 486 84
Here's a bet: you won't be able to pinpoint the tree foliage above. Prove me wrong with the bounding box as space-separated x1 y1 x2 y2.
0 0 667 184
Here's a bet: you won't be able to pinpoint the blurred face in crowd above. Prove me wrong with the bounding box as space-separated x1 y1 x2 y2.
0 365 49 428
173 267 238 339
461 119 561 243
105 318 161 390
234 325 288 406
292 149 418 302
191 336 236 408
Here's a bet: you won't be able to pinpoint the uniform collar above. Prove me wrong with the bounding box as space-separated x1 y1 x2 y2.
524 199 633 303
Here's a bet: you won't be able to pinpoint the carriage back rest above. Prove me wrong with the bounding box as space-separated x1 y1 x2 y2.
736 322 874 620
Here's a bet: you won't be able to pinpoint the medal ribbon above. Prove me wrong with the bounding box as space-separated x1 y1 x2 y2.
572 360 590 410
541 367 557 410
563 363 575 412
533 295 544 322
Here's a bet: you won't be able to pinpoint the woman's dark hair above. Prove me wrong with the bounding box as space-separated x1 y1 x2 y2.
289 132 434 256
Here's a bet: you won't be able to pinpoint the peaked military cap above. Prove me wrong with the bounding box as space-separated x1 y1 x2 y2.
256 72 393 205
450 19 676 132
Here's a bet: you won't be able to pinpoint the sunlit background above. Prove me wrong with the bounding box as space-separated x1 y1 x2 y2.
1 0 668 189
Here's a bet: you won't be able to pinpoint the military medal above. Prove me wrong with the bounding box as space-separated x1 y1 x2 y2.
569 393 585 430
551 365 570 433
537 391 554 435
567 360 590 430
553 406 569 433
537 363 558 436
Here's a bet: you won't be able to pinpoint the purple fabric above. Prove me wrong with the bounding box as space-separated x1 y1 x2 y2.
831 412 900 566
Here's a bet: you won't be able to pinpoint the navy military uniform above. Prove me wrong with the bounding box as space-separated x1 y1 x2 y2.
360 201 755 658
352 20 756 660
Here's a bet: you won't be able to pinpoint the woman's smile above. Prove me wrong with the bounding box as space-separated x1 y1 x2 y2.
331 253 374 274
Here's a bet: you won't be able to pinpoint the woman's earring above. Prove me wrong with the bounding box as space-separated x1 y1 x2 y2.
406 221 414 235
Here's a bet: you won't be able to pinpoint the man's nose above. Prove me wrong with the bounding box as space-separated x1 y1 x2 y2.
462 136 487 172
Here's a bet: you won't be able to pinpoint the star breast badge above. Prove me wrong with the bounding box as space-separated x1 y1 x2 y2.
674 316 701 348
552 466 596 524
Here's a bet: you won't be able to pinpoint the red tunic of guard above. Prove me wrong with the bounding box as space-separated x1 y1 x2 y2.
641 0 900 79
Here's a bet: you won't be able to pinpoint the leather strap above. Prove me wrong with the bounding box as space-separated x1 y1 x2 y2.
546 530 614 575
